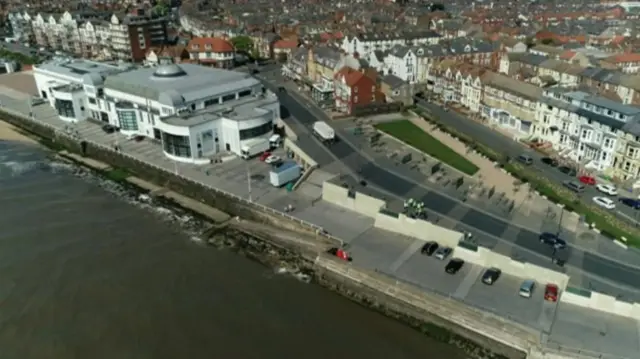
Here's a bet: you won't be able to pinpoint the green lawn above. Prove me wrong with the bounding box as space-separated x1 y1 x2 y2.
375 120 479 176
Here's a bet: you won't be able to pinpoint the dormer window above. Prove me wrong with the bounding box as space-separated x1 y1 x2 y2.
192 44 199 50
205 44 211 50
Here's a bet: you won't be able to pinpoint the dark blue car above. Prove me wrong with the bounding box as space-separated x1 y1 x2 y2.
619 197 640 209
539 232 567 249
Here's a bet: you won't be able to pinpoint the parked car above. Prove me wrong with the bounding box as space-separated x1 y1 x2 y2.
519 280 535 298
420 241 439 256
265 155 282 164
133 135 144 142
558 166 577 176
540 157 558 167
434 246 453 260
619 197 640 209
445 258 464 274
595 184 618 196
101 124 116 134
517 154 533 165
593 196 616 210
482 267 502 285
563 181 585 193
544 283 559 302
259 152 272 161
579 175 596 185
539 232 566 249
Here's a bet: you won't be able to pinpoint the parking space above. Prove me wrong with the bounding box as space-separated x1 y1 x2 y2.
548 302 640 359
349 228 418 271
464 274 554 331
294 201 374 242
391 250 472 295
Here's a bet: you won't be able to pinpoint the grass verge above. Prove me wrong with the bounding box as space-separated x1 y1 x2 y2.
104 167 131 182
375 119 479 176
412 108 640 247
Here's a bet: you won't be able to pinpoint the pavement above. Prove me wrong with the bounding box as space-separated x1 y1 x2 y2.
415 98 640 233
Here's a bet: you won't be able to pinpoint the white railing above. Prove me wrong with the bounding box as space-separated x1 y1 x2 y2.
0 105 343 246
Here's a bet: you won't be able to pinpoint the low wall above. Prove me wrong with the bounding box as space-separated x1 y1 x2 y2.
322 181 462 247
0 109 337 243
454 246 570 290
284 137 317 169
561 287 640 320
277 118 298 141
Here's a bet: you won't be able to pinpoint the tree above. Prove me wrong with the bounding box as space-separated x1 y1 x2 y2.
541 38 555 45
231 36 254 53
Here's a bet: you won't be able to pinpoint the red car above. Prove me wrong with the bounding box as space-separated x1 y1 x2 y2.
259 151 272 161
544 284 559 302
579 175 596 185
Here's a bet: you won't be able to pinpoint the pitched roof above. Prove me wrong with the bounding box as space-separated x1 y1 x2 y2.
187 37 234 53
334 66 366 87
605 53 640 64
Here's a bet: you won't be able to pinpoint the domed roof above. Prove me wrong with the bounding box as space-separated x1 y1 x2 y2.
153 64 188 78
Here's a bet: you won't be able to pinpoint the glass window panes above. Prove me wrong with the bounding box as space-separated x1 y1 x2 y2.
162 132 191 158
117 110 138 131
239 121 271 140
55 99 75 118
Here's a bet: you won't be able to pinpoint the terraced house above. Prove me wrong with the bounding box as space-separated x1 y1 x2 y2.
341 30 441 57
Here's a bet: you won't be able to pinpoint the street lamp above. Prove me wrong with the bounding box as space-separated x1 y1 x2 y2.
556 204 566 237
246 163 253 202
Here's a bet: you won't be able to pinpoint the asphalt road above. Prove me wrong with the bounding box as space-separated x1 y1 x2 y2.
414 99 640 227
267 84 640 290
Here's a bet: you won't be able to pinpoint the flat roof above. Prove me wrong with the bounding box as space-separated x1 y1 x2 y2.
36 59 124 81
104 64 261 107
160 92 279 127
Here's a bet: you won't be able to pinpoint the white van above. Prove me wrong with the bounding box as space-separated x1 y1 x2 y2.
519 280 535 298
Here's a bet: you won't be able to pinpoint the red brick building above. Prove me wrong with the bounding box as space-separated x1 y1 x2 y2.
333 66 384 114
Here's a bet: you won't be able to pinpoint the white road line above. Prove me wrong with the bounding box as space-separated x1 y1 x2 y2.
388 239 424 272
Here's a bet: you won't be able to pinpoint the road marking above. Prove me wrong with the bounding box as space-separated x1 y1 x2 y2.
388 239 424 272
453 265 483 300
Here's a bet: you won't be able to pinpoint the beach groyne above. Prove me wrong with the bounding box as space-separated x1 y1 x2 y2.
1 111 539 359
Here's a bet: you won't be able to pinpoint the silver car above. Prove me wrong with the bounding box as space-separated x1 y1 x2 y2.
434 246 452 260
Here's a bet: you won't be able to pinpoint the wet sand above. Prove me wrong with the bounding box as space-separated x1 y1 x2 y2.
0 120 38 144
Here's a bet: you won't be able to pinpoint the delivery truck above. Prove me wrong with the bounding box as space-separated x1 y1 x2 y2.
270 161 301 187
313 121 335 142
240 138 270 159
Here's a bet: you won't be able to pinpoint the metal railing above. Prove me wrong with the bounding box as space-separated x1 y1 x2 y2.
0 104 343 246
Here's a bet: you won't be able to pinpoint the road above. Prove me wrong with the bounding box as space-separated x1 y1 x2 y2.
414 98 640 228
257 75 640 290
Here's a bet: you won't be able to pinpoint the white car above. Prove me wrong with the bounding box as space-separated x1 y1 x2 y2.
596 184 618 196
593 196 616 210
265 155 281 164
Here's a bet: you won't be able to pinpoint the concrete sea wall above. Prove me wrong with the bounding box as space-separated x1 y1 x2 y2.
2 112 534 358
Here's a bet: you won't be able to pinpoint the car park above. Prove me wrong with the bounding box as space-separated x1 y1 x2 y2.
563 181 585 193
517 154 533 165
595 184 618 196
434 246 452 260
579 175 596 185
544 284 559 302
593 196 616 210
540 157 559 167
420 241 439 256
481 267 501 285
519 280 535 298
539 232 566 249
445 258 464 274
558 166 577 176
619 197 640 209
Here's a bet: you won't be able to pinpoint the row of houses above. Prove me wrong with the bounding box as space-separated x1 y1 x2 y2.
432 62 640 181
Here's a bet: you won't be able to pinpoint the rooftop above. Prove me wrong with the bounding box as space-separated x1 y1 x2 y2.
36 59 126 83
104 64 260 107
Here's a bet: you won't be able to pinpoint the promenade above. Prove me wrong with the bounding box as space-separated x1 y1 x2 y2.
0 72 638 358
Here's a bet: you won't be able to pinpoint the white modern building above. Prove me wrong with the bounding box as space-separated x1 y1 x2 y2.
33 59 280 164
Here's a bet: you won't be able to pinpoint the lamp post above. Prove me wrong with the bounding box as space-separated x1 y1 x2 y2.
556 204 566 237
246 163 253 202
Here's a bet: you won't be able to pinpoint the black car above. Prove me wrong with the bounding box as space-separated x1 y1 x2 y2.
619 197 640 209
552 248 568 267
421 241 439 256
278 86 286 92
482 267 502 285
101 124 116 134
539 232 567 249
445 258 464 274
558 166 577 176
541 157 559 167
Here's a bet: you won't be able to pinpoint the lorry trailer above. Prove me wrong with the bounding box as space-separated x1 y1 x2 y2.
313 121 335 142
240 138 270 159
270 161 302 187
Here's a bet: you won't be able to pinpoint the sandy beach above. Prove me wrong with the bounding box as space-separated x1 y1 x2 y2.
0 120 38 144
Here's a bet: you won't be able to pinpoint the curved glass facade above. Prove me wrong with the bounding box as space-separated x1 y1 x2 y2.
162 132 191 158
239 121 272 140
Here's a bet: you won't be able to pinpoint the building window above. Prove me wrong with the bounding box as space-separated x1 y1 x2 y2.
204 98 219 107
88 97 97 104
117 110 138 131
222 93 235 102
239 121 272 140
354 96 358 103
55 99 75 118
162 132 191 158
238 89 252 98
